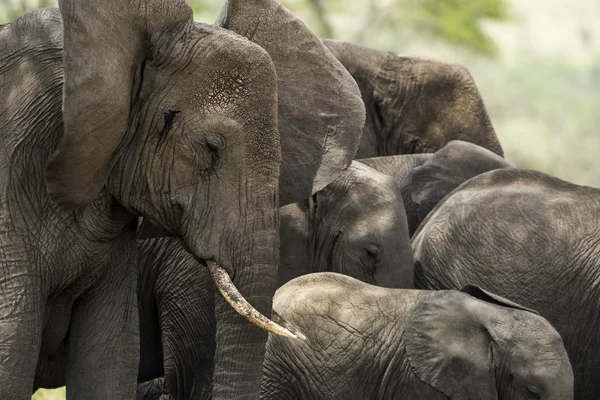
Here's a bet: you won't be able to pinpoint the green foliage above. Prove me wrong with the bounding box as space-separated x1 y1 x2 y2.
404 0 510 55
0 0 57 23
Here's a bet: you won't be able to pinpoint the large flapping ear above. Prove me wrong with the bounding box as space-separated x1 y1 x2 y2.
411 140 513 222
217 0 365 206
460 284 539 315
405 291 498 399
45 0 192 209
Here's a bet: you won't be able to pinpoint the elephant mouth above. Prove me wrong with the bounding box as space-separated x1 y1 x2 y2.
203 259 305 340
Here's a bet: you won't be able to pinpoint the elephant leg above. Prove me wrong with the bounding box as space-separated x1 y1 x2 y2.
0 272 44 397
65 256 139 400
156 267 216 400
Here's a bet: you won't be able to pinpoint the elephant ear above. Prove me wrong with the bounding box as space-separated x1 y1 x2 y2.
45 0 192 209
217 0 365 206
411 140 512 221
405 291 498 400
460 284 539 315
278 201 310 285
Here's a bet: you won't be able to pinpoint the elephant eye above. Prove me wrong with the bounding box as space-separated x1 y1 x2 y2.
525 385 542 400
364 244 381 265
407 138 422 153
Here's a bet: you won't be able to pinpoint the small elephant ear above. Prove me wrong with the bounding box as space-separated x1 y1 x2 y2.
411 140 512 221
278 201 310 285
460 284 539 315
217 0 365 206
45 0 192 209
405 292 498 400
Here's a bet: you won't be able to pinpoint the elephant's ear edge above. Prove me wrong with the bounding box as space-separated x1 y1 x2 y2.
460 284 539 315
404 292 499 399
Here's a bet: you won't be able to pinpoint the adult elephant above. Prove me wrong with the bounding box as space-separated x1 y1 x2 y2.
360 140 513 235
3 2 363 399
261 273 574 399
412 168 600 399
278 161 414 288
323 40 504 159
136 160 414 399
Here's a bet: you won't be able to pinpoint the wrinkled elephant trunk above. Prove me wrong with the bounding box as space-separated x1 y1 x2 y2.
210 189 287 399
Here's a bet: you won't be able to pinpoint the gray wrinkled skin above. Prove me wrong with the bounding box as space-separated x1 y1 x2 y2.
413 168 600 400
218 0 366 206
261 273 573 400
323 40 504 159
4 3 280 399
361 140 512 236
5 1 365 399
278 161 414 289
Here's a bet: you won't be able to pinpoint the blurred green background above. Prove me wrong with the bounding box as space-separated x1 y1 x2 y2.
0 0 596 398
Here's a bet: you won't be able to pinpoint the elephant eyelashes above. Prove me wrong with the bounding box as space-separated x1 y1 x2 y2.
364 245 381 265
526 385 542 399
207 141 221 169
408 138 423 153
162 110 181 135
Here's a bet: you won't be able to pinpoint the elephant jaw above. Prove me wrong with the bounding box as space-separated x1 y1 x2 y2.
205 260 305 340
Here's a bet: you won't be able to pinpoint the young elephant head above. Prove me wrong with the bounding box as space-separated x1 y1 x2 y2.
43 0 362 397
278 162 414 288
405 286 574 400
323 40 503 159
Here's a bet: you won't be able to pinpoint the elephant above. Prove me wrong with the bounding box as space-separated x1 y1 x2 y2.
261 273 574 399
278 160 414 289
360 140 513 235
134 157 414 398
323 39 504 159
412 168 600 399
3 1 363 398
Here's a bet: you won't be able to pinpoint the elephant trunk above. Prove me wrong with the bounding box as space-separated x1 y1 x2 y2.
210 187 292 399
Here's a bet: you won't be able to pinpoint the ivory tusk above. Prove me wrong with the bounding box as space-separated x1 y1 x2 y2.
206 260 305 340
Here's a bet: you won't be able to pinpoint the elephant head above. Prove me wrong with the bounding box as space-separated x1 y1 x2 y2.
411 140 513 224
44 0 363 397
359 153 432 237
278 161 414 289
323 40 503 159
217 0 365 206
405 285 574 399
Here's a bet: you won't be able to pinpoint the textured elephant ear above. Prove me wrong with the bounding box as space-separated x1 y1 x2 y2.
405 291 499 400
460 284 539 315
278 201 310 285
217 0 365 206
411 140 513 222
45 0 192 209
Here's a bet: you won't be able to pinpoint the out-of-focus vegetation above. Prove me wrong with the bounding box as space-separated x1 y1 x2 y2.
0 0 594 398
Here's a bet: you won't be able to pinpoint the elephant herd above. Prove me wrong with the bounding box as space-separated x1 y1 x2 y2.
0 0 596 399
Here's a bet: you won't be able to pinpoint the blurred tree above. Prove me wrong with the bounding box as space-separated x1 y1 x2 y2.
0 0 56 22
0 0 510 56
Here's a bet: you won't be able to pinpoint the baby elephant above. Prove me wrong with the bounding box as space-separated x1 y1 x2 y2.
278 161 413 288
262 273 574 400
